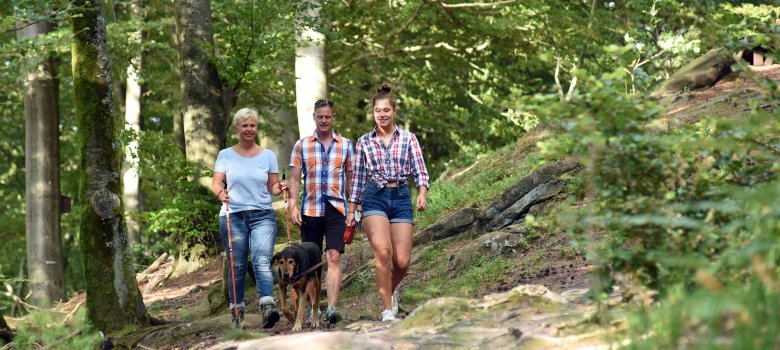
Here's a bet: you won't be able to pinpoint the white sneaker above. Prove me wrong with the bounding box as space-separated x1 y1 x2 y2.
381 309 396 322
391 290 399 316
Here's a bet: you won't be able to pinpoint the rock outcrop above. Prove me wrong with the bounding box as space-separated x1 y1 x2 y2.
448 224 528 272
650 48 735 99
484 180 564 232
412 207 480 245
478 158 579 229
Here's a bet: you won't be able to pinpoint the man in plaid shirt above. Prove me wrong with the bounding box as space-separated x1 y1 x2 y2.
288 99 353 324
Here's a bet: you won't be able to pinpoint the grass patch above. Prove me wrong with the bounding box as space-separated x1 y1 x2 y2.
225 328 267 341
417 243 446 264
341 270 372 299
403 255 518 305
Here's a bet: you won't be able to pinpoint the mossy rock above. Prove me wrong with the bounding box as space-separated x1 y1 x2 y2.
650 48 735 99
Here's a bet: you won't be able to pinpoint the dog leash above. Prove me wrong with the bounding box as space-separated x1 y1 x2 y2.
282 260 326 282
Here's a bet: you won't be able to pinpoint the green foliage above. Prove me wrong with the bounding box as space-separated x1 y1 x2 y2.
132 130 218 261
521 4 780 347
625 279 780 349
13 308 102 349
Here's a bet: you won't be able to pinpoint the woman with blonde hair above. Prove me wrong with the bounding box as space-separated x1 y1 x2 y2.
212 107 287 328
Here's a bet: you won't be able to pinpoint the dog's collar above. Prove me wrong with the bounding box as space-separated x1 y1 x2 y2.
279 266 303 282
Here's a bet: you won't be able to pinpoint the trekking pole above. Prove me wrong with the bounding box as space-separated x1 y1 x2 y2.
282 170 292 245
224 180 240 327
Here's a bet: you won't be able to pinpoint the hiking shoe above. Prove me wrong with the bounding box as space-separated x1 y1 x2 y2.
326 306 341 324
391 290 399 316
230 308 245 328
260 301 280 329
381 309 396 322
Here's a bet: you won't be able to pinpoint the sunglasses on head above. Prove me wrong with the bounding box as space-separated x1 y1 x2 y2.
314 99 334 108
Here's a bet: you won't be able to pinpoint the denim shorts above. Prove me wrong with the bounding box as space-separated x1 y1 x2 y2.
361 182 414 224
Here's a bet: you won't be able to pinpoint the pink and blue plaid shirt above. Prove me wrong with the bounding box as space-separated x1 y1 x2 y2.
349 125 429 203
290 131 353 216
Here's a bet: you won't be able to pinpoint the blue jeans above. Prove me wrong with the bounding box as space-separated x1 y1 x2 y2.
219 209 277 308
361 182 414 224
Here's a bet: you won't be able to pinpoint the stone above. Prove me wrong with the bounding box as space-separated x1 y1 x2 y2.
448 224 528 272
650 48 735 99
478 158 580 226
484 180 564 232
413 207 479 245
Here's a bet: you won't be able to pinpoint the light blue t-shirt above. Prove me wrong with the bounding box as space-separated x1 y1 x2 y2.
214 148 279 216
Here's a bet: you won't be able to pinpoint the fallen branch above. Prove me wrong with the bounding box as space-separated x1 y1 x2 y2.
143 275 165 294
62 301 82 323
10 259 24 317
136 253 168 282
439 0 516 8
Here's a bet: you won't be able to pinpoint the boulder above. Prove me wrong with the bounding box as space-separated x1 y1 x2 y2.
389 285 582 349
650 48 735 99
448 224 528 272
484 180 564 232
413 207 479 245
478 158 580 226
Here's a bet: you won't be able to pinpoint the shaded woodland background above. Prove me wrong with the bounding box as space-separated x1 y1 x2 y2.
1 0 779 348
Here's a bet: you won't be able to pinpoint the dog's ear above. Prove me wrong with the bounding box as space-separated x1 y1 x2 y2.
293 251 300 262
272 251 280 263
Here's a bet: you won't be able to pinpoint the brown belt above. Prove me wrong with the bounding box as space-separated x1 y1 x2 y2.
385 181 399 187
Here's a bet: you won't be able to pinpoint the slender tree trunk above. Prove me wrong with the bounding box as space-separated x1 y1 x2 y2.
295 0 327 139
174 0 227 187
259 108 297 170
123 0 144 245
0 311 11 344
71 0 149 331
173 110 185 151
17 20 65 307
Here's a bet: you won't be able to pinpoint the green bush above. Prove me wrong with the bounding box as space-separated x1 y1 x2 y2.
130 130 219 264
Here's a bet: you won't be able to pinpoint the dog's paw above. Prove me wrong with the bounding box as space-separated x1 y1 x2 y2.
312 320 319 328
292 324 302 332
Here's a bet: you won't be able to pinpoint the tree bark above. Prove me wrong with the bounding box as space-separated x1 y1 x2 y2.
71 0 150 332
17 20 66 307
295 0 327 139
0 311 11 344
123 0 144 245
259 108 297 170
174 0 227 187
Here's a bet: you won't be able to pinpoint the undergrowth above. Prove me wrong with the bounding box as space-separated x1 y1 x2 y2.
12 308 102 349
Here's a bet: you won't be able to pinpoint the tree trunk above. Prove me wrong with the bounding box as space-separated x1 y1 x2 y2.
123 0 144 245
259 108 297 170
173 110 185 151
71 0 150 332
295 0 327 139
174 0 227 187
17 20 66 307
0 311 11 344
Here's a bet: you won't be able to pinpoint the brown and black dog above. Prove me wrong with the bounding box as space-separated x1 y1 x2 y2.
273 242 322 331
